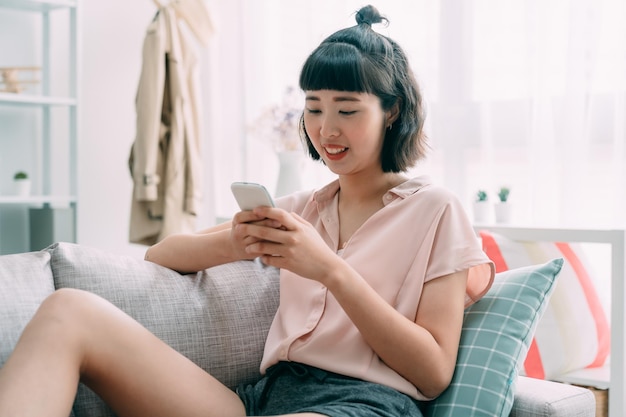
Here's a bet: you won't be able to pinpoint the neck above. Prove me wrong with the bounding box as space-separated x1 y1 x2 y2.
338 172 407 203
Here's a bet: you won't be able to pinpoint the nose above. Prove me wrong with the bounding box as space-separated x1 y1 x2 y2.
319 114 340 138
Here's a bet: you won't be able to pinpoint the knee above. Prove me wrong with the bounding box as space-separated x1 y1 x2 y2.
35 288 101 330
14 288 105 360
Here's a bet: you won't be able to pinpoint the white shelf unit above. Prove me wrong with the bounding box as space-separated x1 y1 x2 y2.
474 225 626 417
0 91 77 106
0 0 79 254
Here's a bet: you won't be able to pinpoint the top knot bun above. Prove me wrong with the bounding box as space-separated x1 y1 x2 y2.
355 5 387 27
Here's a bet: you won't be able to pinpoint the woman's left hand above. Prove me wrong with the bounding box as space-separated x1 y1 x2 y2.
237 206 341 283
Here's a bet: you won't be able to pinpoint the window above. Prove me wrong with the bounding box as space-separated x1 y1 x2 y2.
204 0 625 227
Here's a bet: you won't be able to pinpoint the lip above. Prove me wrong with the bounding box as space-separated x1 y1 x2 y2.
323 145 348 161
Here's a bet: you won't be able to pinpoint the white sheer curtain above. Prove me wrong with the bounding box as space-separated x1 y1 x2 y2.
463 0 626 227
203 0 625 227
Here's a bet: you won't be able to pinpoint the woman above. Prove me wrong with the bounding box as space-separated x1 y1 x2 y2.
0 5 493 417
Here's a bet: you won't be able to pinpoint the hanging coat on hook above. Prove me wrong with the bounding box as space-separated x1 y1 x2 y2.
128 6 204 245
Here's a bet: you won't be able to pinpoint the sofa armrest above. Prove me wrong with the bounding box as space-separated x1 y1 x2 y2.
0 250 54 368
511 376 596 417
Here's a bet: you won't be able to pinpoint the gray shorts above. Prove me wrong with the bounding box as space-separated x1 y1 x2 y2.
236 361 424 417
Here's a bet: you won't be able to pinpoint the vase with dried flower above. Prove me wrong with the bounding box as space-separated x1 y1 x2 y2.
249 86 305 196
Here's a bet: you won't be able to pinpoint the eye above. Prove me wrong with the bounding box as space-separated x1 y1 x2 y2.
339 110 357 116
306 108 321 114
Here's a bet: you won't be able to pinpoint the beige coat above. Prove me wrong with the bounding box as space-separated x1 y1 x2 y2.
129 6 203 245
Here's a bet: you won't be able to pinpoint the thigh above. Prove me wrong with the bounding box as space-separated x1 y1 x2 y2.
62 288 246 417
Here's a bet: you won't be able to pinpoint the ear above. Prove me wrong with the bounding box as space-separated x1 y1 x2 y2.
385 100 401 129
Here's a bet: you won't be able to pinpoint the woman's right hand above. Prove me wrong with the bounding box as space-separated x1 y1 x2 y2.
229 210 285 261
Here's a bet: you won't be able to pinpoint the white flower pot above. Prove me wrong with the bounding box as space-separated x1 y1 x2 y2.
473 201 491 224
275 150 304 197
494 202 512 223
14 178 32 196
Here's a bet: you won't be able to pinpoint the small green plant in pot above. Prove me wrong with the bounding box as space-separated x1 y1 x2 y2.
13 171 31 196
495 186 512 223
473 189 490 223
497 187 510 203
476 190 488 202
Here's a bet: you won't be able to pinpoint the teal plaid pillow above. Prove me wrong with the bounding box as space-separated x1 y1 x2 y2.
426 259 563 417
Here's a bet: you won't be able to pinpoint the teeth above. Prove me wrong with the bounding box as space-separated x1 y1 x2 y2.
325 147 346 154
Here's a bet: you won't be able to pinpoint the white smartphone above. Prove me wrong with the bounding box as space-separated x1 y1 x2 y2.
231 182 276 211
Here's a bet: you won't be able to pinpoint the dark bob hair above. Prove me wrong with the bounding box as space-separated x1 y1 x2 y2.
298 5 428 173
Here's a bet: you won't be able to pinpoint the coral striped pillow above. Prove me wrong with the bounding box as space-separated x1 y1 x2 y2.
478 230 610 380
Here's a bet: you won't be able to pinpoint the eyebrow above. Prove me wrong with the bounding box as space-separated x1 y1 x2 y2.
305 94 361 103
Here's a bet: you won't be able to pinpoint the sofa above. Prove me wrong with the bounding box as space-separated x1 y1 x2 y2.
0 242 596 417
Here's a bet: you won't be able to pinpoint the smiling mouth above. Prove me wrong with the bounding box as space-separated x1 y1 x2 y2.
324 146 347 155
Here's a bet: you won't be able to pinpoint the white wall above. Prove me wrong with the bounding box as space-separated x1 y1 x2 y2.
78 1 157 258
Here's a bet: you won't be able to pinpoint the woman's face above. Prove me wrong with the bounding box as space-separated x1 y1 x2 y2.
303 90 390 176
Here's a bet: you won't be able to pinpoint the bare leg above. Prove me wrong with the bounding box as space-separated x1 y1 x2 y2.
0 288 246 417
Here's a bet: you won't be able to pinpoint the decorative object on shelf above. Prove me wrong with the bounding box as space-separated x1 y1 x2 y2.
13 171 31 196
275 150 304 197
0 66 41 94
249 86 304 153
473 189 490 224
249 86 305 196
497 186 510 203
494 186 511 223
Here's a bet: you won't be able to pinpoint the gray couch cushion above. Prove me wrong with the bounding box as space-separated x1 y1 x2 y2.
45 242 280 417
0 250 54 368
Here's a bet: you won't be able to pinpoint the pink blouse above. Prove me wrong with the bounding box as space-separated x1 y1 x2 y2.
260 176 495 400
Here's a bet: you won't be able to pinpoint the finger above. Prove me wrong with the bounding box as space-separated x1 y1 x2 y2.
246 240 285 258
233 222 273 242
231 223 248 242
232 210 266 225
248 218 284 229
290 212 310 226
253 207 296 230
259 254 288 269
243 223 287 245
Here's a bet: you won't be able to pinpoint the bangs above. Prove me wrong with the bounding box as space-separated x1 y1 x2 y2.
299 42 376 93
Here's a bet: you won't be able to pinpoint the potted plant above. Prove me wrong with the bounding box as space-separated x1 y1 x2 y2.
473 189 490 223
13 171 31 196
494 186 511 223
497 187 510 203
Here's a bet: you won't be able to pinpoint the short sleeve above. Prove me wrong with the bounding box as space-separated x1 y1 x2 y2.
425 193 495 307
